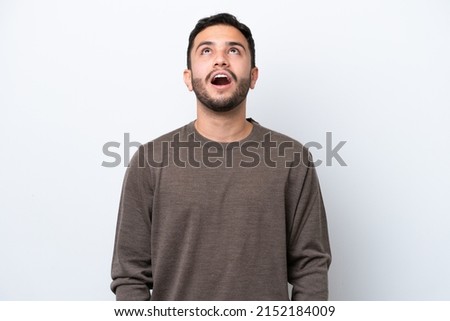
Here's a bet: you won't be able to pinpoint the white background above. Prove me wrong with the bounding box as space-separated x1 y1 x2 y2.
1 0 449 300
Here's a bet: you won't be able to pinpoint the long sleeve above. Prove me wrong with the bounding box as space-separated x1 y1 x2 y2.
286 155 332 301
111 145 154 300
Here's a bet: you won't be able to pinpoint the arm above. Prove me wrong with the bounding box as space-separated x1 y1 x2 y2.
111 145 153 300
286 155 332 301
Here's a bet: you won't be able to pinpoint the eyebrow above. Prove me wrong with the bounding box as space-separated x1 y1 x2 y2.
195 41 247 52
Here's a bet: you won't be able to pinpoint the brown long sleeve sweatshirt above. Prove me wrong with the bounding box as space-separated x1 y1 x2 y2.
111 119 331 300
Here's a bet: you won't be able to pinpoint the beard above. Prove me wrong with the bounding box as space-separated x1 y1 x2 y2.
191 71 251 113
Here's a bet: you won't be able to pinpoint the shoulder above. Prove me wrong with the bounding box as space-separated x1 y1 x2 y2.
252 121 311 160
249 120 321 171
128 121 194 168
149 121 194 145
255 122 304 146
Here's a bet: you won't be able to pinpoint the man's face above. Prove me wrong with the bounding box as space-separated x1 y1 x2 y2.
184 24 258 112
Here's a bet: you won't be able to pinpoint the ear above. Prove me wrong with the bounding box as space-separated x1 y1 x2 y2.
250 67 259 89
183 69 193 91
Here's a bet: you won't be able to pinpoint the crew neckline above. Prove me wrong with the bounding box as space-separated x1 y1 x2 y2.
188 118 260 144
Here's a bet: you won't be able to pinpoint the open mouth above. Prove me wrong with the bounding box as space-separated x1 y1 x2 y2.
211 74 232 86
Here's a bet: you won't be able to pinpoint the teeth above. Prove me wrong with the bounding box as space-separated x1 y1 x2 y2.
214 74 228 79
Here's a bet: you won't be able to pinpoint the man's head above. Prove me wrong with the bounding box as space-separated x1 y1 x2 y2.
186 13 256 69
184 13 258 113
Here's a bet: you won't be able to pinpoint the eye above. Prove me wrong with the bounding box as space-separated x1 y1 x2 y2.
201 48 212 55
229 47 240 55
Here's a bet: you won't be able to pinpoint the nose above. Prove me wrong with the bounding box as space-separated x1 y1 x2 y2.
214 52 229 67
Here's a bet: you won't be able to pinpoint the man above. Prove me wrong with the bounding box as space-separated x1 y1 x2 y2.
111 13 331 301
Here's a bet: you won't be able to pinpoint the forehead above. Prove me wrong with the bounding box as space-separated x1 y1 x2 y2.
193 24 249 49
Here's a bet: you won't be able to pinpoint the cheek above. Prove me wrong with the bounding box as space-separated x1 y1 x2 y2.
190 60 209 79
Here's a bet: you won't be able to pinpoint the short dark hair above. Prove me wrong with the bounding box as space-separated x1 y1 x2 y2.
186 13 256 69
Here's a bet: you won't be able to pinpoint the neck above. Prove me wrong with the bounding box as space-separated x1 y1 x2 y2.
195 100 253 142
